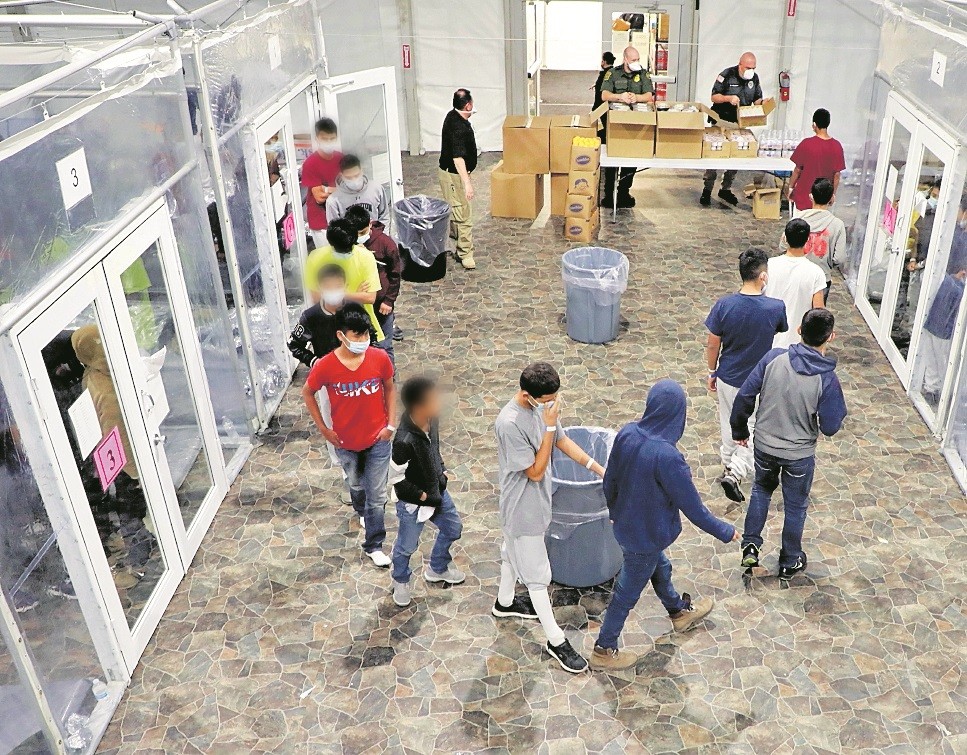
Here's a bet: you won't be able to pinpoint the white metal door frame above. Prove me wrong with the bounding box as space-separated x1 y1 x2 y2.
15 264 185 672
319 66 405 204
100 209 229 557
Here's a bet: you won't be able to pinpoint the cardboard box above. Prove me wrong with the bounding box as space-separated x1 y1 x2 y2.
737 98 776 128
702 127 731 159
566 169 600 197
550 173 569 216
569 140 601 172
728 128 758 157
502 115 552 174
658 14 669 41
491 160 545 219
606 109 657 158
549 115 597 173
743 183 782 220
564 192 594 220
655 103 717 159
564 210 600 243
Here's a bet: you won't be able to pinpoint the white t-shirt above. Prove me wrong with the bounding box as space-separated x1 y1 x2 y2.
767 254 827 348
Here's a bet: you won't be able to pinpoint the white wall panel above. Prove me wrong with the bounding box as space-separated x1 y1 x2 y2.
543 1 602 71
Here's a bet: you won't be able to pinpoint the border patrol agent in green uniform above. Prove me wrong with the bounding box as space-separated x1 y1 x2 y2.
702 51 764 207
599 46 654 209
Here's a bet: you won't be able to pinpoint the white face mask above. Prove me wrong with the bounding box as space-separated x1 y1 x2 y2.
321 290 345 308
927 197 938 211
358 233 371 245
343 336 369 355
628 61 643 72
316 139 339 155
526 396 554 410
344 177 365 192
741 68 756 81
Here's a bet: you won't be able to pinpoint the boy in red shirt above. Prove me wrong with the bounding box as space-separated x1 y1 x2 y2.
302 303 397 567
788 108 846 212
301 117 343 248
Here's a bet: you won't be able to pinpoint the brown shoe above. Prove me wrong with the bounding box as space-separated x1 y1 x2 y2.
670 594 714 632
459 256 477 270
589 645 638 670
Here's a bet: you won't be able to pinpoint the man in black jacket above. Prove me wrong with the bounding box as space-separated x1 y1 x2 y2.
287 264 348 367
390 376 464 607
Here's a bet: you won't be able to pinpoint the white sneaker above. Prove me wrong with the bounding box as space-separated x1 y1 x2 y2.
366 550 391 568
424 566 466 584
392 580 412 606
359 516 365 528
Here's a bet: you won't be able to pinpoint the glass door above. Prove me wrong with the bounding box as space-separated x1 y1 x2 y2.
255 105 311 336
14 205 227 670
319 66 405 218
856 94 959 384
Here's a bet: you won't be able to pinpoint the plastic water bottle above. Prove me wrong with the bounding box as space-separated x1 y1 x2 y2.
91 678 108 701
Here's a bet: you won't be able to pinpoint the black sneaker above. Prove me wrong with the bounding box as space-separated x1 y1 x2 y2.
718 189 739 206
492 595 539 620
616 194 636 209
741 542 760 569
778 554 807 581
392 326 404 342
718 470 745 502
546 638 588 673
699 190 712 207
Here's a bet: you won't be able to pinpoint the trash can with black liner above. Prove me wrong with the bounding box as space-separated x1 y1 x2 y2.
545 426 623 588
561 246 629 344
394 195 451 282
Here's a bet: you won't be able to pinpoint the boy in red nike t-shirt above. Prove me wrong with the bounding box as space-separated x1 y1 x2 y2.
303 303 396 567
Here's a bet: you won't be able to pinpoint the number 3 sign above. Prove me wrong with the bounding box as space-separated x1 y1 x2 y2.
93 426 127 492
55 147 93 211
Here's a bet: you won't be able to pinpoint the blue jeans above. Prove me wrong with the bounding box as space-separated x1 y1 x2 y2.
596 549 688 650
742 448 816 568
391 491 463 583
376 311 395 367
334 439 391 553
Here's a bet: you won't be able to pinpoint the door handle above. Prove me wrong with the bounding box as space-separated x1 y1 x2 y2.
142 390 156 410
395 178 404 186
153 432 166 447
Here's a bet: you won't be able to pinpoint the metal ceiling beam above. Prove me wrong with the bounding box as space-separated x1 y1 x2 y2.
0 13 152 27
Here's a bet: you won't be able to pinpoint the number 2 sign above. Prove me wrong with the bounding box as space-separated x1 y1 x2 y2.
93 426 127 492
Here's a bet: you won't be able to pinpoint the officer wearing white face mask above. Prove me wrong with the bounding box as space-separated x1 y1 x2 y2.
702 52 765 207
599 46 654 209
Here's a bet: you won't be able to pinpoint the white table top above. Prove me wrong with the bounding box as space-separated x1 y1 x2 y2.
600 145 794 172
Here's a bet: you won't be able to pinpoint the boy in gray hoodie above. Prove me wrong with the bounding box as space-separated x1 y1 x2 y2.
326 153 391 226
782 178 846 303
731 308 847 581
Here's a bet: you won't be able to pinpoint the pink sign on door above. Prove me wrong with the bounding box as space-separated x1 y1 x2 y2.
881 198 898 235
93 426 126 492
282 211 296 250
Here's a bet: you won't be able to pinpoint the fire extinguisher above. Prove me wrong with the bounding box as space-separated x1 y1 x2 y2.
779 71 791 102
655 44 668 72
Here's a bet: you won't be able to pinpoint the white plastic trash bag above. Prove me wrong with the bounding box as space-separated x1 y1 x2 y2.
393 195 452 267
561 246 630 307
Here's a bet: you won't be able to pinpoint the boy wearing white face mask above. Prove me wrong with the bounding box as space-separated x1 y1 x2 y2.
301 117 343 248
325 153 390 227
288 264 351 368
303 304 396 567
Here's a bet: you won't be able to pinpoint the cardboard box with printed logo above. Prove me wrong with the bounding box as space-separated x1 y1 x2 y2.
655 102 718 159
569 140 601 172
549 115 597 173
564 210 600 243
566 169 600 198
702 127 731 159
564 192 594 220
502 115 552 174
491 160 545 219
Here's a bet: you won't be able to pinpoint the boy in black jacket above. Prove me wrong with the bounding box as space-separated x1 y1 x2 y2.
390 376 464 607
287 264 347 367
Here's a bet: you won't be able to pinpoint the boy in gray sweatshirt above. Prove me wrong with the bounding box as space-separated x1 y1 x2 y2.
781 178 846 303
731 308 847 581
326 153 390 226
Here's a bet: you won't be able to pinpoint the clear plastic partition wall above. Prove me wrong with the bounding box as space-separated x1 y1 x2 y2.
194 0 319 418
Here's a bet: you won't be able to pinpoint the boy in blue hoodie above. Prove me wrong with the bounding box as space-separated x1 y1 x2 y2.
731 308 847 581
590 380 738 671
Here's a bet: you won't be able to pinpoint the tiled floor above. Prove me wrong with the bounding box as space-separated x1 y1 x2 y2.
99 155 967 754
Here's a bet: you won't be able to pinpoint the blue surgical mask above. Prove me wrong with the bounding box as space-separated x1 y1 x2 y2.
344 337 369 355
927 197 938 211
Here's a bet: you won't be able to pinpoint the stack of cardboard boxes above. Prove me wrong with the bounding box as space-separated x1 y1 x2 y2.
563 137 600 243
549 114 598 215
491 116 551 220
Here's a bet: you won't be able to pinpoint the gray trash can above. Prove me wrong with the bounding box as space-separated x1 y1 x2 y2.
393 195 451 267
561 246 629 344
545 426 623 588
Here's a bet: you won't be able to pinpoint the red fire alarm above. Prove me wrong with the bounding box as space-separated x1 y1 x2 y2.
779 71 791 102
